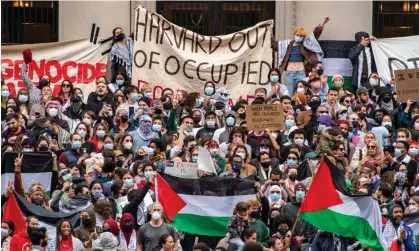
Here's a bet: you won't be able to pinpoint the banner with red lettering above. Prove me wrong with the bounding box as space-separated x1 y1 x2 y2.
1 39 108 100
133 6 274 101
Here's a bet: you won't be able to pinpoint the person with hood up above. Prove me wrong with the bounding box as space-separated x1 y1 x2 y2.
74 208 100 248
131 114 159 153
377 86 400 118
348 31 377 94
382 204 416 250
63 95 86 132
120 213 137 251
370 126 390 151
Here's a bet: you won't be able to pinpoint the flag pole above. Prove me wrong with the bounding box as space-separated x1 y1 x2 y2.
279 216 299 251
155 172 159 202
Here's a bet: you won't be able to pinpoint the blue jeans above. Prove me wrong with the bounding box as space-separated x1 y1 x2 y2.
284 70 306 95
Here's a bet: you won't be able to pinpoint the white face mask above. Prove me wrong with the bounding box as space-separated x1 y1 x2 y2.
82 118 92 126
48 108 58 117
123 142 133 150
409 205 418 213
152 211 161 220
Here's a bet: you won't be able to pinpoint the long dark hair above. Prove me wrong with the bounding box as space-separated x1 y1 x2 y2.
56 219 74 251
58 79 75 97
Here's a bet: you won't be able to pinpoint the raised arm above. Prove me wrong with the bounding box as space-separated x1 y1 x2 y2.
313 16 329 40
20 64 42 106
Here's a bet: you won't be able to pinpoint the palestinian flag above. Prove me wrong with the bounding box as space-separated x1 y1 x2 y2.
156 173 256 236
298 156 387 250
1 152 53 193
3 192 80 241
319 40 355 91
401 212 419 244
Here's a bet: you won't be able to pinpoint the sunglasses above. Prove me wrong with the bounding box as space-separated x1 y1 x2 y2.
62 84 71 88
367 145 376 149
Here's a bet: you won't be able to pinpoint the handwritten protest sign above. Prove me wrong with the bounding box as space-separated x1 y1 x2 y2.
164 160 198 179
132 5 273 100
246 104 284 131
394 68 419 103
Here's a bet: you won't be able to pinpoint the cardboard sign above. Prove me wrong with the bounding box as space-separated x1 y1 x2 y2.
164 160 198 179
394 68 419 102
246 104 284 131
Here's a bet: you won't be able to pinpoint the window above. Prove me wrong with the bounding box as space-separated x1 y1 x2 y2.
373 1 419 38
1 1 59 45
157 1 275 36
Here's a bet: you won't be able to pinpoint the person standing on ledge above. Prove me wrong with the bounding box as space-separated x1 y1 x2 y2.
271 17 330 95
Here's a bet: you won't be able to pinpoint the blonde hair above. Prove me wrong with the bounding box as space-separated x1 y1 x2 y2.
293 27 308 38
246 199 261 208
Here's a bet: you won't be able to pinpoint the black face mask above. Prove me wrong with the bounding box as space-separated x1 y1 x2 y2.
192 117 201 124
135 155 146 161
249 211 260 219
382 96 392 103
71 103 82 114
120 114 129 123
352 121 359 129
278 228 289 236
38 145 49 152
289 174 297 181
27 226 37 236
115 33 124 42
238 113 246 120
121 189 128 196
122 222 132 232
115 159 124 168
261 162 271 168
81 218 92 227
317 69 324 75
102 228 110 233
309 100 321 111
162 102 172 110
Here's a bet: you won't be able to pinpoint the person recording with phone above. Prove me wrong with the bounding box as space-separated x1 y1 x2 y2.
348 31 378 95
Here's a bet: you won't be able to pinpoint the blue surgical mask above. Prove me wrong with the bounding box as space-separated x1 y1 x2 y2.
144 171 151 180
72 141 82 149
144 92 152 98
409 148 419 157
18 95 29 103
287 159 297 167
295 36 304 43
226 117 235 127
296 191 305 201
382 121 392 127
285 119 295 129
152 124 161 132
116 79 124 86
131 93 139 102
1 228 8 237
271 193 281 201
124 178 134 188
195 98 203 108
44 127 52 135
206 121 216 128
104 143 114 150
318 124 326 131
78 130 86 139
1 90 10 98
395 149 403 158
204 87 214 96
96 130 106 138
270 75 279 83
192 156 198 163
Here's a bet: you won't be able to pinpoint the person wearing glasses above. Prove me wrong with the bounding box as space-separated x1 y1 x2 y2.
327 142 351 178
58 79 75 111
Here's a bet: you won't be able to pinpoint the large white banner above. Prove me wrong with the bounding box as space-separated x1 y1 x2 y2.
132 6 274 101
371 35 419 80
1 39 108 100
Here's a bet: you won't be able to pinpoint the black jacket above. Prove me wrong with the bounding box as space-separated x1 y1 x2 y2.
122 182 151 229
86 92 115 117
348 32 377 93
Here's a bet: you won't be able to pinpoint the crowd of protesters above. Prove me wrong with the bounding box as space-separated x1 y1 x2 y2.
1 19 418 251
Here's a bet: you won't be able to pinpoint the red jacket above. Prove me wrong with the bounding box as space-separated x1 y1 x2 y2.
9 229 31 251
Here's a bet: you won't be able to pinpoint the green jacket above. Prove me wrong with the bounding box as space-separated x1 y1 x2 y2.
249 220 270 246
